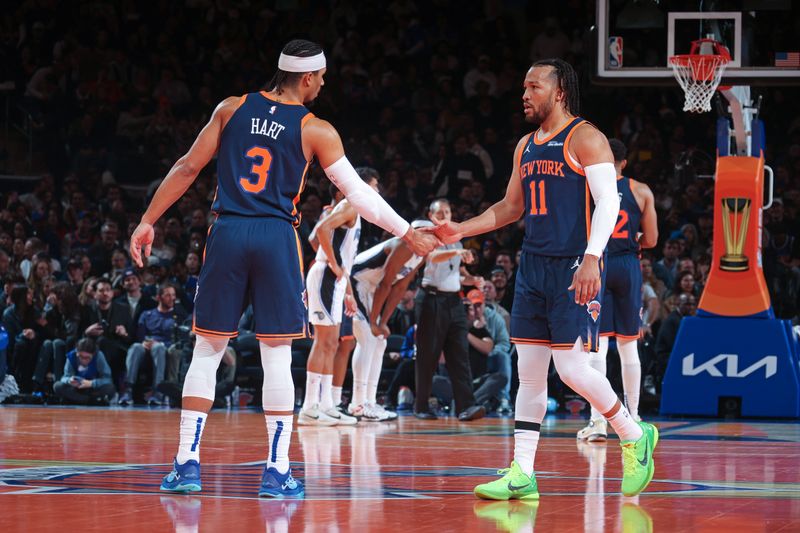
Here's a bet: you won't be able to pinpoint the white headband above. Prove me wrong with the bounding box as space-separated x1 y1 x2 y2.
278 52 326 73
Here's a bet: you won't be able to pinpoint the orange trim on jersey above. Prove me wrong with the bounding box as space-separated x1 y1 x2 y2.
291 160 311 225
237 94 248 108
584 181 591 244
300 112 315 129
259 91 303 106
562 120 587 175
293 227 305 277
599 332 615 337
255 332 308 339
533 117 578 145
201 219 215 263
517 132 534 178
616 333 641 341
511 337 551 346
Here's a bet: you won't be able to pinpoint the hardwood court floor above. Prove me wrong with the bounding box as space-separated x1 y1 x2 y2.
1 406 798 532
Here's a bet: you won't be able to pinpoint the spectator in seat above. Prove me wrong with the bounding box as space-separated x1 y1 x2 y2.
651 294 697 394
53 337 116 405
118 283 186 406
79 278 133 383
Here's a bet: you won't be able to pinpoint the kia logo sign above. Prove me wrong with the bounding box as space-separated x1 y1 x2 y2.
682 353 777 379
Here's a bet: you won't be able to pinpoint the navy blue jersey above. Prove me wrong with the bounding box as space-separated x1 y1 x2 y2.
519 118 591 257
607 176 642 255
212 92 313 225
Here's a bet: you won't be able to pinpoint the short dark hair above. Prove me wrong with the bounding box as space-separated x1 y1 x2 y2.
355 167 381 183
76 337 97 354
608 138 627 163
269 39 324 93
158 282 176 296
532 58 580 116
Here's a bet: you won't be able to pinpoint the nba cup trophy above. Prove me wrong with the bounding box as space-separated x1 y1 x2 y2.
660 38 800 417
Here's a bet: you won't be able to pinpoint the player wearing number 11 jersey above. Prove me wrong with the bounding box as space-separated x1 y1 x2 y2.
433 59 657 500
129 39 437 499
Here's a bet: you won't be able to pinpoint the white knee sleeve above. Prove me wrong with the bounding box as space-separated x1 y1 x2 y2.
515 345 552 423
183 335 228 401
552 341 618 413
617 338 640 366
260 341 295 411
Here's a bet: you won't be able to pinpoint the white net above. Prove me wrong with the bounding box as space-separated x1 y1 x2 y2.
669 54 729 113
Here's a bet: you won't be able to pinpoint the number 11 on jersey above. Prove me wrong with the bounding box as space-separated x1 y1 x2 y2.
529 179 547 215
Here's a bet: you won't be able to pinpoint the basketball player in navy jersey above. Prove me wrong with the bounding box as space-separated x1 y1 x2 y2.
129 39 437 498
434 59 658 499
578 138 658 442
300 169 379 426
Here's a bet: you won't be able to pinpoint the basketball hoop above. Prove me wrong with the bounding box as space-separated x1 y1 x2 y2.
669 38 730 113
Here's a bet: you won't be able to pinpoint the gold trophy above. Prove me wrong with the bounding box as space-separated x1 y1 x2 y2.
720 197 751 272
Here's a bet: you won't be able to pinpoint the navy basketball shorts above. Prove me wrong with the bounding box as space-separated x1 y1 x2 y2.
510 252 606 352
193 215 308 341
599 252 643 340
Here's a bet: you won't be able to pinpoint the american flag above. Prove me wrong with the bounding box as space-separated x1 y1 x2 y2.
775 52 800 67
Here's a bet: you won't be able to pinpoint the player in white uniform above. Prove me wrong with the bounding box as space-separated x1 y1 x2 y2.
300 169 379 426
348 230 426 421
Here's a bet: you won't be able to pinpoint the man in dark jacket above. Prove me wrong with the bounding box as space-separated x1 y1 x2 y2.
652 294 697 393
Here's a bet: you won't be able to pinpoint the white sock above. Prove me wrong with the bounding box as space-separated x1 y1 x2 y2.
351 319 373 406
588 336 609 420
259 341 296 473
618 339 641 419
176 410 208 464
319 374 334 410
303 371 322 410
332 386 343 406
513 344 552 476
606 402 642 442
265 414 293 473
366 337 387 404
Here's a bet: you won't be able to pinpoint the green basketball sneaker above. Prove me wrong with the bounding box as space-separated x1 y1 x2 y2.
620 421 659 497
473 461 540 501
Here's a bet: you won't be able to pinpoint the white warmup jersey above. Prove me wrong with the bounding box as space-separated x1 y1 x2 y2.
307 208 362 326
350 237 424 321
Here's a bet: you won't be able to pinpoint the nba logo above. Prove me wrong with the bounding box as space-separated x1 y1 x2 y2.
609 36 623 68
269 105 276 115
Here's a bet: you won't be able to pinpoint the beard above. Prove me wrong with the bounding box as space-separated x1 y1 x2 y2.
527 97 554 125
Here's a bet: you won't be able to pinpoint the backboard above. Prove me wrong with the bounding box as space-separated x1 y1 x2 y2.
595 0 800 85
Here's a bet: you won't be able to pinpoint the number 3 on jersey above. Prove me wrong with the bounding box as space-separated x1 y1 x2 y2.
239 145 273 194
612 209 629 238
529 179 548 215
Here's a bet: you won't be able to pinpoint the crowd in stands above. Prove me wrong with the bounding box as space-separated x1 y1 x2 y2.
1 0 799 411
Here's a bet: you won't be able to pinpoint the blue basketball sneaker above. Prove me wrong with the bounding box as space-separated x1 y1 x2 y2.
258 466 304 498
160 459 202 493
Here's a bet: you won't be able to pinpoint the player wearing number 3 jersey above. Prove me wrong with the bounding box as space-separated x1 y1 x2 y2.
433 59 658 500
128 39 437 499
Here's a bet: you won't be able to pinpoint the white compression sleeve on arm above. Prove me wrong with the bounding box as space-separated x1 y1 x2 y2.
584 162 620 258
324 156 410 237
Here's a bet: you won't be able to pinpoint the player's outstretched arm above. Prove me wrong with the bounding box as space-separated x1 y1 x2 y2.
311 201 357 279
433 136 527 244
568 124 620 305
368 240 414 334
632 179 658 248
304 119 438 256
376 261 423 335
130 97 238 267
